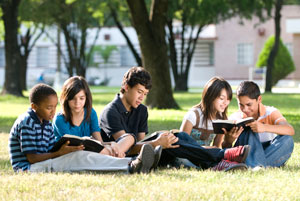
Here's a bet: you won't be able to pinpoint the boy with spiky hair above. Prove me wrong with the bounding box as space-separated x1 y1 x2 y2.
9 83 155 173
223 81 294 168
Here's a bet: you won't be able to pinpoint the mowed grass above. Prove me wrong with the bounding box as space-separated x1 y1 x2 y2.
1 89 300 201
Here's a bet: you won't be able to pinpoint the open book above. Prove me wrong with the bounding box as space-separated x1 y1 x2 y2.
50 134 104 153
212 117 254 134
139 129 180 142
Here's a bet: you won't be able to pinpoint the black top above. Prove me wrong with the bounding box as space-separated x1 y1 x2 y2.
99 94 148 142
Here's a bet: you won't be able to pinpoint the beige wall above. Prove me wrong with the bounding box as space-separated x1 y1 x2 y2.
214 5 300 80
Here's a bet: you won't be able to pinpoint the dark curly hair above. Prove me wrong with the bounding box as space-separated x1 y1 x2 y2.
120 67 152 93
29 83 57 105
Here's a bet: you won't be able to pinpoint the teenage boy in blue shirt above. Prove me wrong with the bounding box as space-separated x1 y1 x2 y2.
9 83 156 173
100 67 251 171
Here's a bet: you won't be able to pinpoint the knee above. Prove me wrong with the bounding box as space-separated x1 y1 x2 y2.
117 133 136 146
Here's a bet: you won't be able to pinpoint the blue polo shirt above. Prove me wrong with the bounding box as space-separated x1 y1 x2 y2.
53 108 101 141
9 108 56 172
99 94 148 142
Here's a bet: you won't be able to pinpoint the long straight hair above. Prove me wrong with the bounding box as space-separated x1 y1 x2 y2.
60 76 92 126
194 76 232 129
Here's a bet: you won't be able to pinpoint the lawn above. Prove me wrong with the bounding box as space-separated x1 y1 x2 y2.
1 89 300 201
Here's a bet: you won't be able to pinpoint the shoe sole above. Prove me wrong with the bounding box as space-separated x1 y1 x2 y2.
240 145 251 163
139 144 155 173
151 145 162 171
225 163 248 172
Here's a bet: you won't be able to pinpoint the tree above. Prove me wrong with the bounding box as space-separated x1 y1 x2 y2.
265 0 283 92
256 36 295 87
108 1 142 67
18 0 46 90
166 0 232 91
0 0 22 96
126 0 178 109
166 0 276 91
39 0 107 78
87 45 117 85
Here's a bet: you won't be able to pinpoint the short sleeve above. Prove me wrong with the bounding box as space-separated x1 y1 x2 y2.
53 114 70 141
90 108 101 133
183 110 197 126
138 106 148 134
271 109 286 125
100 108 124 137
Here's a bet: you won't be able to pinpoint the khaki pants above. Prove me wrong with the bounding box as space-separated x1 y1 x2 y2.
30 151 131 173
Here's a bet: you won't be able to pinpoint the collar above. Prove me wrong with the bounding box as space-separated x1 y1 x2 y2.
258 103 266 118
114 93 135 114
28 108 50 125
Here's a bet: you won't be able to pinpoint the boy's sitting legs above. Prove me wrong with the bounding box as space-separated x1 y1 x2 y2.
30 144 156 174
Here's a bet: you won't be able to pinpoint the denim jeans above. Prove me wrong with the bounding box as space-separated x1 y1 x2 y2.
234 128 294 168
159 132 225 169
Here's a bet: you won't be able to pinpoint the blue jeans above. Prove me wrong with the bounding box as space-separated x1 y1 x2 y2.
159 132 225 169
234 128 294 167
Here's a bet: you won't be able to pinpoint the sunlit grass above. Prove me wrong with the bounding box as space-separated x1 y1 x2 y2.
1 89 300 200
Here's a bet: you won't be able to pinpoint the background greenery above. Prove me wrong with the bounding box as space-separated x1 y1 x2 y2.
0 87 300 200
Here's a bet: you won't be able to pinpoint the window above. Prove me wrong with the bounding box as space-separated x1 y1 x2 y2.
284 43 293 57
120 46 137 67
237 43 253 65
37 47 49 67
0 47 5 67
193 42 214 67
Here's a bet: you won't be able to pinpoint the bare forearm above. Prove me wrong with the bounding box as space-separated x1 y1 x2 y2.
128 140 159 155
26 152 61 164
263 124 295 136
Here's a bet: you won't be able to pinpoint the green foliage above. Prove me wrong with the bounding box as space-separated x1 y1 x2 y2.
87 45 118 67
256 36 296 86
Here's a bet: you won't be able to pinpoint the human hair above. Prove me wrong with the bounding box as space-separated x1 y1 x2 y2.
194 76 232 128
29 83 57 105
120 66 152 93
236 81 261 99
60 76 92 126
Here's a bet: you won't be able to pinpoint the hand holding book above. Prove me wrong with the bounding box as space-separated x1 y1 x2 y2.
51 134 105 153
212 117 255 134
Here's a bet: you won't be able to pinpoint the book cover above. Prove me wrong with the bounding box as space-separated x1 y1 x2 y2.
50 134 104 153
139 129 180 142
212 117 254 134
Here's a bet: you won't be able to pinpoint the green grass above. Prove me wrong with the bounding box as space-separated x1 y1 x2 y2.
1 90 300 200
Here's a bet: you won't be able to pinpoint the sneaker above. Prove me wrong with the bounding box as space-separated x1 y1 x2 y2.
212 159 248 172
224 145 251 163
150 145 162 171
128 144 155 174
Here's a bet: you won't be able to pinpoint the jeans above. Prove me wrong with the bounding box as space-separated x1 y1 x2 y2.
234 128 294 168
159 132 225 169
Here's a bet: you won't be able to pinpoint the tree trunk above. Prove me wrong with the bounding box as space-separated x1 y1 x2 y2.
20 55 27 90
126 0 178 109
265 0 282 92
166 14 202 92
1 0 23 96
110 7 142 67
174 74 188 91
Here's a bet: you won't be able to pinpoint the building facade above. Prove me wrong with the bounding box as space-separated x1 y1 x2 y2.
0 5 299 88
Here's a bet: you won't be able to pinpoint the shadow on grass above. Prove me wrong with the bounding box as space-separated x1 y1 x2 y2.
148 120 182 134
